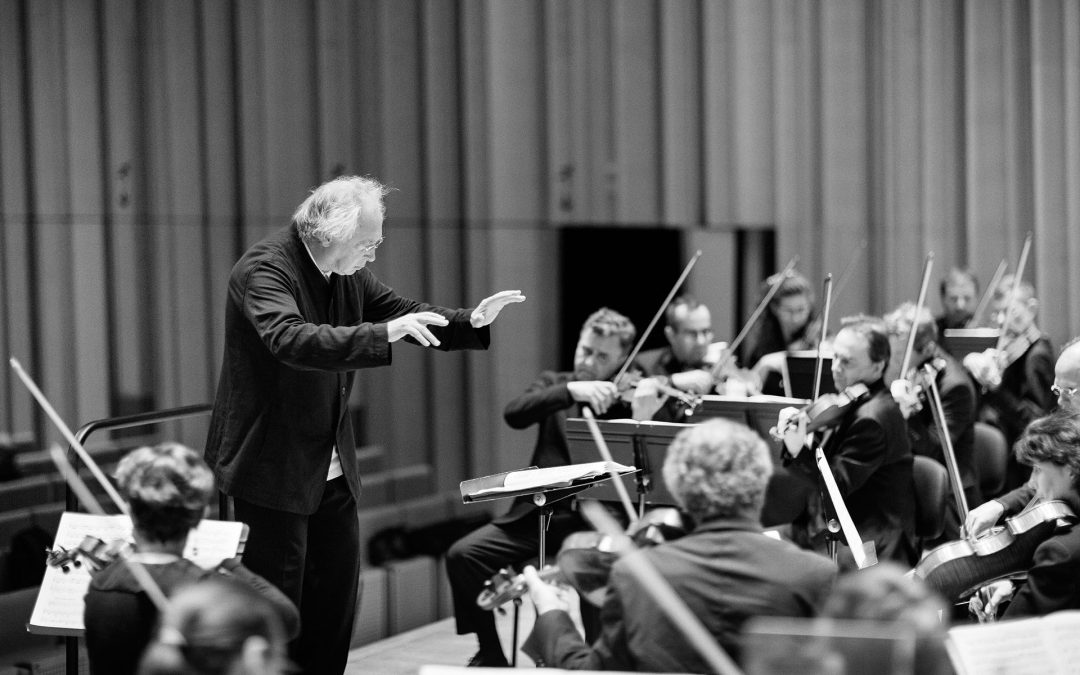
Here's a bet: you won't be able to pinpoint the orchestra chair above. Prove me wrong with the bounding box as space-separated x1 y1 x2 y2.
973 422 1008 500
912 456 949 544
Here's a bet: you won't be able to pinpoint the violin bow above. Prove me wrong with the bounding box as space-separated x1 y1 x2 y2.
579 501 744 675
9 358 168 610
10 358 128 514
966 259 1007 329
994 232 1033 351
829 240 868 305
899 252 935 379
709 255 799 379
581 407 639 525
612 250 703 385
810 274 833 402
922 374 970 521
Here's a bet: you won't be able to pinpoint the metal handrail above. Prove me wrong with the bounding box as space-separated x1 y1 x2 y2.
65 403 213 511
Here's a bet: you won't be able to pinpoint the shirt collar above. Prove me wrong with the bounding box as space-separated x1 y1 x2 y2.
300 237 332 282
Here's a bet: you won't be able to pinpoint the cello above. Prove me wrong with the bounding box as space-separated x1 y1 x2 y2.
911 498 1075 603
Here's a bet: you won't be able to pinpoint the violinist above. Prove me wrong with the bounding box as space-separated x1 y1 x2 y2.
445 308 638 668
884 302 980 540
777 316 918 570
964 338 1080 539
935 268 979 338
965 277 1054 489
519 419 837 672
635 295 727 422
83 443 299 675
967 409 1080 620
741 270 822 396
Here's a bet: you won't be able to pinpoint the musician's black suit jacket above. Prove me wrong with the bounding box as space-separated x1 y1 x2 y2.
204 225 488 514
785 378 918 568
522 516 837 671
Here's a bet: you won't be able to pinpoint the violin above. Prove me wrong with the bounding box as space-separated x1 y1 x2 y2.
771 383 871 441
912 499 1076 602
615 372 703 416
46 535 130 573
476 507 687 611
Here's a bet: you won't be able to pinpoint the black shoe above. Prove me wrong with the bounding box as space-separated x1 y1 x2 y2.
465 650 510 668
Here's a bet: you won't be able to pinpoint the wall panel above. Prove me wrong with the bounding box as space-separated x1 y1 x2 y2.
1 0 1079 514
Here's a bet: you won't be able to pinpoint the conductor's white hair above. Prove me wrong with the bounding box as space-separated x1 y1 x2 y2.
293 175 391 245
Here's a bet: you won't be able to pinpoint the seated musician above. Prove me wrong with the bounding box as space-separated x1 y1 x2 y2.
445 308 638 667
83 443 299 675
520 418 837 671
885 302 980 540
741 270 821 396
777 315 918 570
965 337 1080 537
967 409 1080 620
935 268 979 340
964 276 1054 489
139 576 290 675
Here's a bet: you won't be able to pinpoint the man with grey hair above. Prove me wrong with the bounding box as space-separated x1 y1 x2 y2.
204 175 523 674
520 419 836 672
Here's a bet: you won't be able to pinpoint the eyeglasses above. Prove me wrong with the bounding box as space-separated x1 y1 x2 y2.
358 237 384 255
1051 384 1078 399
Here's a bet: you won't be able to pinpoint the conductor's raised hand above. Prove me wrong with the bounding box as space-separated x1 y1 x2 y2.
522 565 570 615
387 312 450 347
567 380 618 415
470 290 526 328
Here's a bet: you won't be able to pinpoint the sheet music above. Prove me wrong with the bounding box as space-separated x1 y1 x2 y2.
474 461 634 496
28 512 244 635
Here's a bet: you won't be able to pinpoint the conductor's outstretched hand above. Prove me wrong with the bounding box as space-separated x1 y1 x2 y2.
470 290 526 328
387 312 450 347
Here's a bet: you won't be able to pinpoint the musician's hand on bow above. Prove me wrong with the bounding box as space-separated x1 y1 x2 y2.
704 341 729 368
771 406 808 457
670 369 715 396
523 565 571 615
963 500 1005 539
969 580 1015 623
387 312 450 346
470 290 526 328
963 349 1003 390
630 377 668 421
568 380 618 415
889 379 921 419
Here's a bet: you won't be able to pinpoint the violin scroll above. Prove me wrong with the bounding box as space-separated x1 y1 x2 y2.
46 535 130 574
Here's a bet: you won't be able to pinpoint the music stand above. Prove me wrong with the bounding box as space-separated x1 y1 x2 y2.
942 328 999 361
460 463 636 665
786 350 837 398
565 419 687 509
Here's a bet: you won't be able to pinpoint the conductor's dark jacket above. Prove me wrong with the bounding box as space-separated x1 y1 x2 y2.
205 225 488 514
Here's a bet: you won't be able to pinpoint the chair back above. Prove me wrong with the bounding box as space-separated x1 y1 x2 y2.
912 455 949 542
973 422 1008 499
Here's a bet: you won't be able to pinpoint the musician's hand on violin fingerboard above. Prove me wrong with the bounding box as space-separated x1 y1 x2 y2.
773 407 808 457
964 500 1006 539
522 565 570 615
568 381 618 415
630 378 667 421
889 379 921 419
670 369 714 395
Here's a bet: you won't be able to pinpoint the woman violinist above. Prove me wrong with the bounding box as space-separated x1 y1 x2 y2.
741 271 822 396
968 409 1080 621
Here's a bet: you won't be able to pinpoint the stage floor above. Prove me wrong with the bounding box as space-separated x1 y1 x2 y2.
347 596 548 673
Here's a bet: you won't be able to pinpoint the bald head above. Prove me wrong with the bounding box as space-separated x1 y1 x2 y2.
1055 339 1080 411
